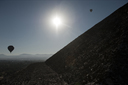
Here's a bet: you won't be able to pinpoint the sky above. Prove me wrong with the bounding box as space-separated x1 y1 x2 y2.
0 0 127 55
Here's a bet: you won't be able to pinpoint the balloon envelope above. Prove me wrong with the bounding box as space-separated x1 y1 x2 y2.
8 45 14 53
90 9 92 12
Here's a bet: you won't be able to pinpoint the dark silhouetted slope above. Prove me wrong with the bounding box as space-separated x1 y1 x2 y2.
46 3 128 85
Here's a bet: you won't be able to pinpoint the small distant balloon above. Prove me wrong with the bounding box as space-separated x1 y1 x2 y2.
90 9 93 12
8 45 14 53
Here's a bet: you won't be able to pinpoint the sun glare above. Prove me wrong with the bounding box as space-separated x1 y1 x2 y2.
52 15 62 28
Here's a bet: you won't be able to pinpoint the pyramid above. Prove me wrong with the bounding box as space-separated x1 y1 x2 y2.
46 3 128 85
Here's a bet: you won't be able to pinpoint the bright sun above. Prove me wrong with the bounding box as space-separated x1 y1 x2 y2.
52 15 62 28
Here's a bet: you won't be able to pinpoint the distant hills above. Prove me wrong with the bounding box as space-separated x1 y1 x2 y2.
0 54 52 61
1 3 128 85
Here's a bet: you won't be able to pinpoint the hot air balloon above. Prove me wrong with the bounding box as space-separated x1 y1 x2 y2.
90 9 93 12
8 45 14 53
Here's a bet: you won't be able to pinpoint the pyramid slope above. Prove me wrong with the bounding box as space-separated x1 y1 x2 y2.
46 3 128 84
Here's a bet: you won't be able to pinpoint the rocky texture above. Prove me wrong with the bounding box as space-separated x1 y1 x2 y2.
46 3 128 85
1 62 67 85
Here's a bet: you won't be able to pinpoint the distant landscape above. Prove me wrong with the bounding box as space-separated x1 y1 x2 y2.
0 60 36 80
0 54 52 81
0 54 52 61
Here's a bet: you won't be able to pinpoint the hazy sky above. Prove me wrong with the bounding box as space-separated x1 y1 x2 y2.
0 0 127 55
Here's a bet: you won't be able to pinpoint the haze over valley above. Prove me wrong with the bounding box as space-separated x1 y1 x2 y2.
0 54 52 61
